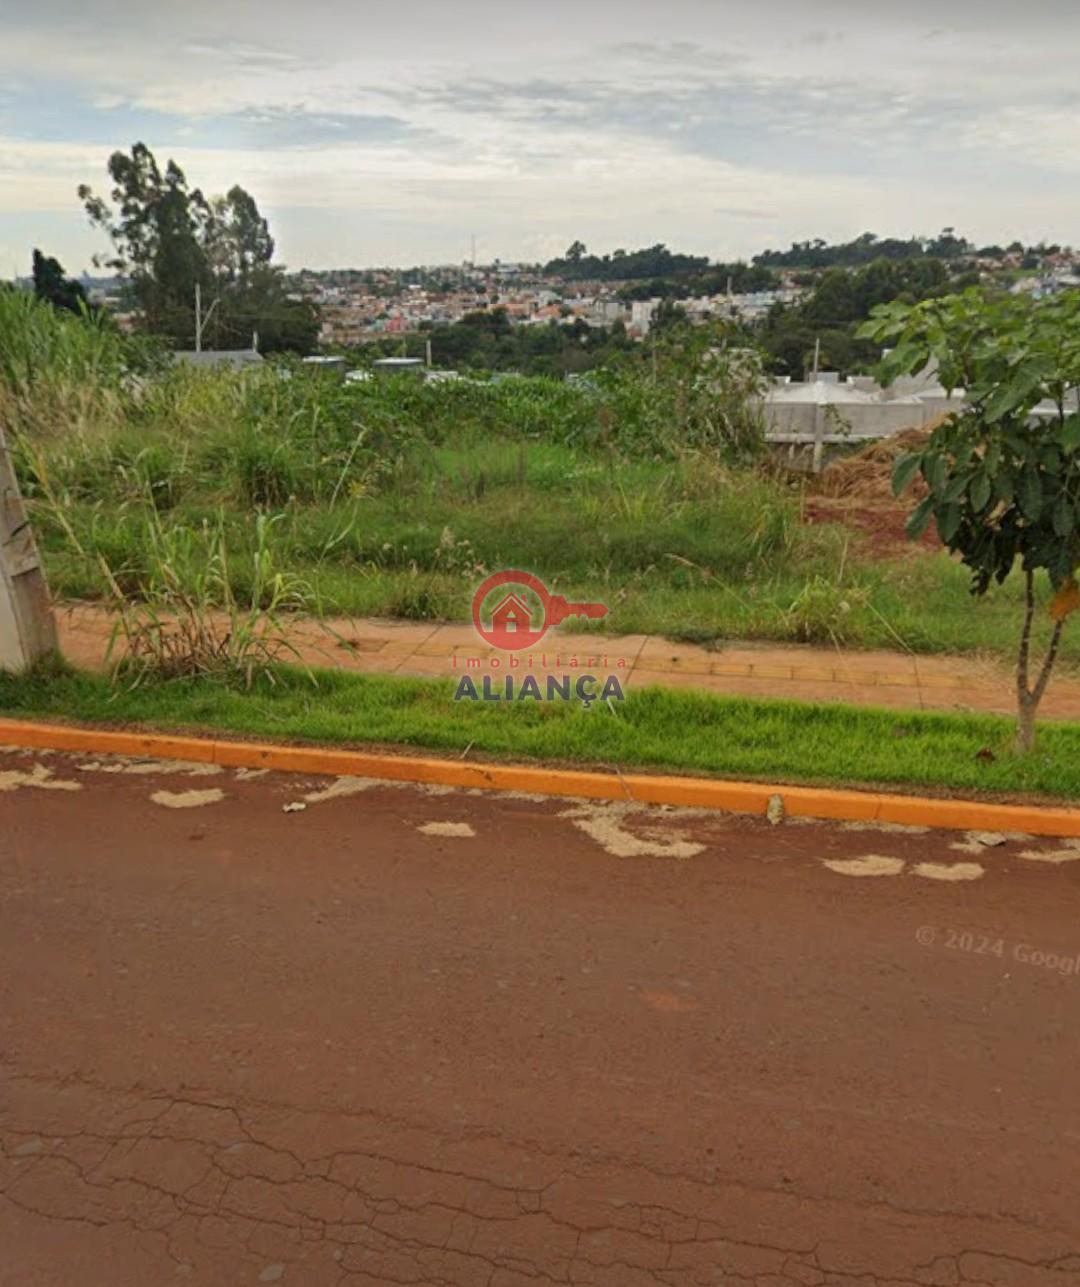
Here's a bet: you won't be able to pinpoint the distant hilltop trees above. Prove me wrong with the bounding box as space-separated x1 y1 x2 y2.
544 242 709 281
753 229 974 269
543 229 1069 281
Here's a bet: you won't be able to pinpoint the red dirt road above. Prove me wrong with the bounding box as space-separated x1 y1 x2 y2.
2 748 1080 1286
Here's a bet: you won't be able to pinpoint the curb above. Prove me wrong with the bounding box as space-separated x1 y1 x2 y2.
2 717 1080 838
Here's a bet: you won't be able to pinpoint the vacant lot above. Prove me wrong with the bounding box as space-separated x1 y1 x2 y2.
3 289 1072 667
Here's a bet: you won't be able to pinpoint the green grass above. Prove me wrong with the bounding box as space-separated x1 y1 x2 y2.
6 297 1076 665
32 463 1078 665
3 659 1079 801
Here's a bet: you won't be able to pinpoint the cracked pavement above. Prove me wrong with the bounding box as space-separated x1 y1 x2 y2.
1 747 1079 1285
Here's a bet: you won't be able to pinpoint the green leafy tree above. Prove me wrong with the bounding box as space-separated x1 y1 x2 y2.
31 249 90 315
78 143 210 337
759 257 953 377
203 186 274 282
78 143 316 353
860 289 1080 751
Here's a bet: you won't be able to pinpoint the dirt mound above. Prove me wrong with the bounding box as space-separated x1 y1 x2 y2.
802 496 938 554
814 426 931 502
802 425 940 554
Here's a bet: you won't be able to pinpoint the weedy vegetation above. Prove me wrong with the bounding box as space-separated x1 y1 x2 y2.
2 285 1077 679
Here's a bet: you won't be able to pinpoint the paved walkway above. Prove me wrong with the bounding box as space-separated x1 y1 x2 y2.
55 602 1080 720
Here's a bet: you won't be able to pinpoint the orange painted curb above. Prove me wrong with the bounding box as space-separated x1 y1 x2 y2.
2 716 1080 838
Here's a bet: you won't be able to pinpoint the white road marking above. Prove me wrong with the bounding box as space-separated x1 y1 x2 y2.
840 820 929 835
76 757 222 778
418 821 476 838
302 776 378 805
1018 839 1080 864
150 788 226 810
950 829 1029 854
913 861 985 882
560 803 705 859
0 764 82 794
822 854 905 878
294 777 458 810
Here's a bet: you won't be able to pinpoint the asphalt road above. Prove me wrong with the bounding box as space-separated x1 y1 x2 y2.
2 747 1079 1286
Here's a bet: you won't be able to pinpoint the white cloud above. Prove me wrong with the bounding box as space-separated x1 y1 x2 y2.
3 0 1080 269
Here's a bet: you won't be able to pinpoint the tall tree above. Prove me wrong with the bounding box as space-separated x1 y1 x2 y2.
204 186 275 283
79 143 209 338
78 143 316 353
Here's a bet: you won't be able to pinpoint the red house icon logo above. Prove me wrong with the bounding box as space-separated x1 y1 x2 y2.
472 570 607 651
490 593 534 636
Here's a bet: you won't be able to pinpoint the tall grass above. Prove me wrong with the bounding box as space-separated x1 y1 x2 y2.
0 288 165 442
99 510 317 687
4 292 1068 664
12 364 764 512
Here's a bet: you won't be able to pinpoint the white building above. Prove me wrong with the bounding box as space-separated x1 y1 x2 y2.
630 298 661 336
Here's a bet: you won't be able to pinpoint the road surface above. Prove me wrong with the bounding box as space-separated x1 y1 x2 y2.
2 746 1079 1286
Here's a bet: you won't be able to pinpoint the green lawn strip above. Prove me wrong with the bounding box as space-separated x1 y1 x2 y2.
2 661 1079 802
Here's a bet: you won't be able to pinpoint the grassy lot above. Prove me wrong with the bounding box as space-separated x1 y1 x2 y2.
29 434 1074 664
4 287 1074 666
3 660 1080 801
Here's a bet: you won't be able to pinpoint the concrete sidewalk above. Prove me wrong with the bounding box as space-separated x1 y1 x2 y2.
55 601 1080 720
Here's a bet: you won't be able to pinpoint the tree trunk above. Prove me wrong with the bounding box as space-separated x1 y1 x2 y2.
1015 695 1037 755
1015 569 1037 753
1014 568 1066 755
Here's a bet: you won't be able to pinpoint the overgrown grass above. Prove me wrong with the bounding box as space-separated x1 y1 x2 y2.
0 287 162 440
4 659 1080 800
5 293 1076 665
28 440 1076 663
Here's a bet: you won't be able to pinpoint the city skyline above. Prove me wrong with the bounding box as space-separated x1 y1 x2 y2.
3 0 1080 275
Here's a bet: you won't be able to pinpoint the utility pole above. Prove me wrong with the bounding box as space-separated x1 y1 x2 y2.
0 422 57 672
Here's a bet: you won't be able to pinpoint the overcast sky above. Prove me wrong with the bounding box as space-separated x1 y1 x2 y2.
2 0 1079 275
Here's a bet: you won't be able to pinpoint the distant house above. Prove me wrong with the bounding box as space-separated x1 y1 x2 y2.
172 349 264 371
490 593 533 636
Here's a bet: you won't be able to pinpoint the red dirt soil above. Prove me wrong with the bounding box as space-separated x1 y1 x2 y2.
801 494 941 555
802 427 940 554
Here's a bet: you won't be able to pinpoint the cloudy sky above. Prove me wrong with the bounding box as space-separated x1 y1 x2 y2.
2 0 1078 275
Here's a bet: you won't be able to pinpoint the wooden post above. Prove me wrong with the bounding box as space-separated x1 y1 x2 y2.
0 423 56 672
811 400 825 474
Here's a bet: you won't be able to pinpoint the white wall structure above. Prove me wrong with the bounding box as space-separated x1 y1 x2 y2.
0 424 56 672
758 377 932 471
630 299 660 336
